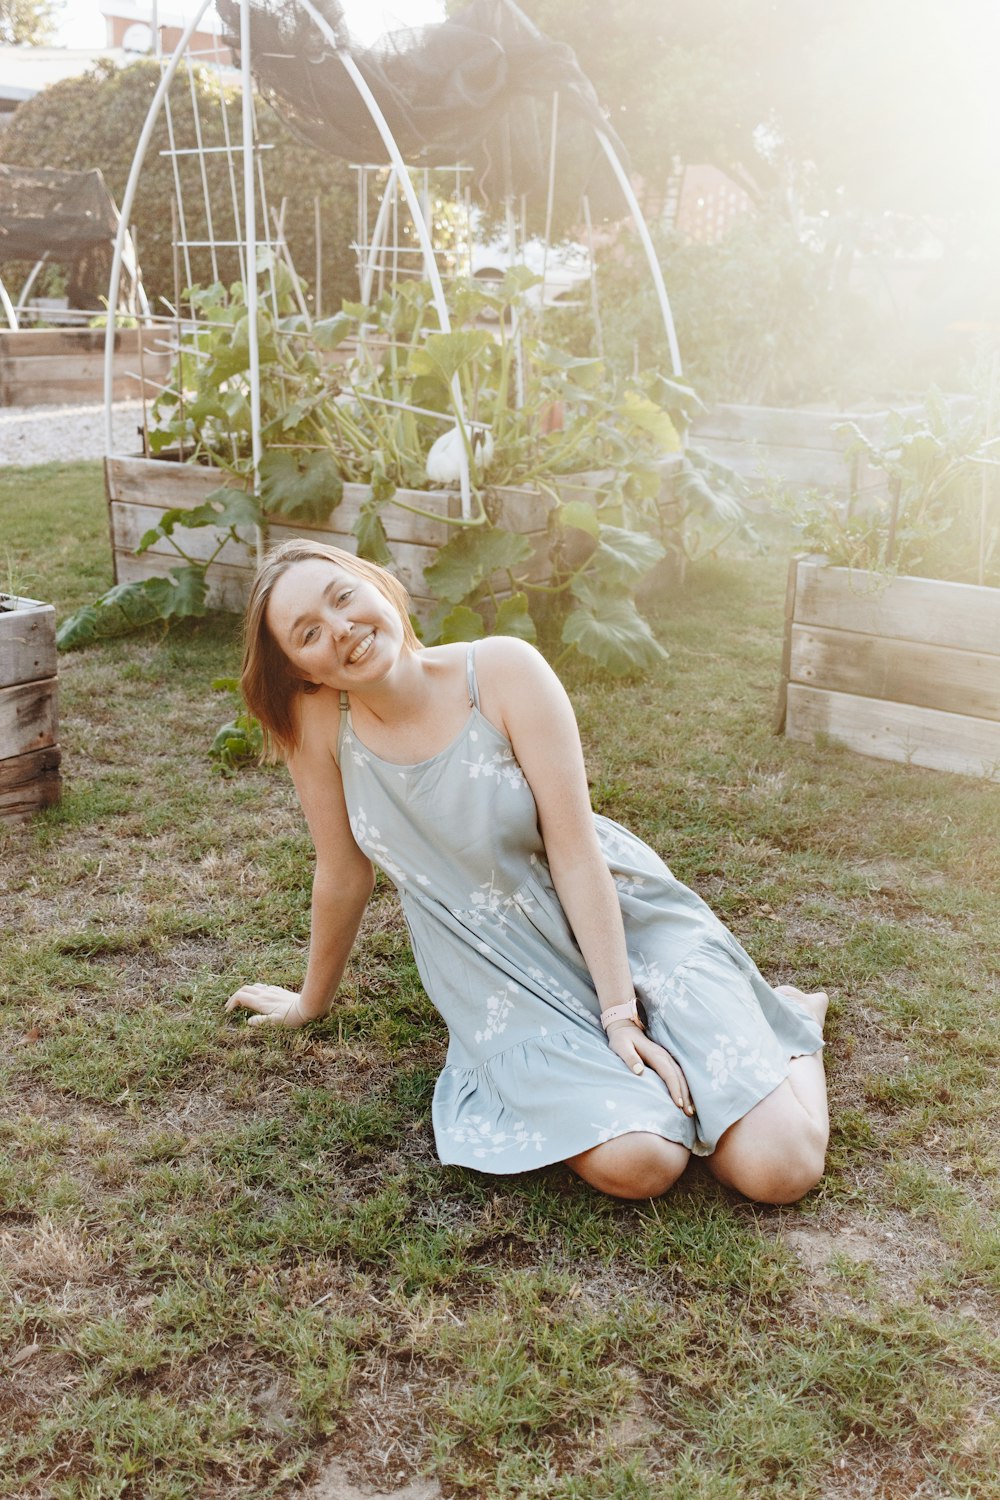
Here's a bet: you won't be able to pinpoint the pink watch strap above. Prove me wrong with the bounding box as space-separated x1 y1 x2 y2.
600 999 642 1032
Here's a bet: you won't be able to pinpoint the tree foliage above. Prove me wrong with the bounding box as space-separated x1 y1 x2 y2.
498 0 997 219
0 59 357 312
0 0 59 46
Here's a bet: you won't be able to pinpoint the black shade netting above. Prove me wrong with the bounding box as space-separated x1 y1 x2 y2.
0 165 121 261
216 0 625 213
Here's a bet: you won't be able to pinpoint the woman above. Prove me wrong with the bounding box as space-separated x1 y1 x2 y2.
227 539 829 1203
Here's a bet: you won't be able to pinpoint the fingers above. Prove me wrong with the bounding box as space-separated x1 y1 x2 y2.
635 1037 695 1117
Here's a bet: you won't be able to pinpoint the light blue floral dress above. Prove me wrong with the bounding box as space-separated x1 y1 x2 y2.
336 645 823 1173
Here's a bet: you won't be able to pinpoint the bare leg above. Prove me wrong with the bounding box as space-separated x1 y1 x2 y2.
566 1131 690 1200
707 986 829 1205
775 986 830 1141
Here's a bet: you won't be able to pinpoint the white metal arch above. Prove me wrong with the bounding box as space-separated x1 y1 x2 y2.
104 0 682 530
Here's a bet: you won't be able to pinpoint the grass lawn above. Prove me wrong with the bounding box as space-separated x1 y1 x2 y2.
1 461 998 1499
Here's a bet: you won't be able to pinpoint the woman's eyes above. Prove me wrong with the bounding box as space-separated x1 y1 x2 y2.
301 590 354 644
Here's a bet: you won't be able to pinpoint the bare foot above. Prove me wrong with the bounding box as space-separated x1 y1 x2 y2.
774 984 829 1031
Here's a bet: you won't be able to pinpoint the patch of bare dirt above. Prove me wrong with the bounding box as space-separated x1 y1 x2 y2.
295 1459 441 1500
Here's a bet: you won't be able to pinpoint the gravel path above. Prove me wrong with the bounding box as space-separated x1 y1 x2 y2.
0 400 147 467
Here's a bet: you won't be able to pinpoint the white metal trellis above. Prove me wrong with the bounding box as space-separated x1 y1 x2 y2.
104 0 683 527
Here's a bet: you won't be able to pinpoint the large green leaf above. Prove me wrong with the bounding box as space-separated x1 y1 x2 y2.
537 345 605 389
439 605 486 643
423 526 533 604
158 565 209 620
409 329 494 388
353 496 393 567
616 391 681 451
260 449 343 524
588 525 666 586
556 500 601 539
494 592 537 641
676 451 746 523
56 566 208 649
311 312 355 351
561 593 668 676
136 488 260 553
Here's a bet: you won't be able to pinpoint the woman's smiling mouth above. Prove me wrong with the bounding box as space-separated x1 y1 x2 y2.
346 630 375 665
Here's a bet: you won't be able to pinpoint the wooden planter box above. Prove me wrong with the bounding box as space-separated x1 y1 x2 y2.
776 558 1000 782
0 596 61 824
105 454 682 621
689 402 933 503
0 328 171 406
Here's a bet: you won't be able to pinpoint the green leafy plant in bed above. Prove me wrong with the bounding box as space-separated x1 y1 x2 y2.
785 386 1000 584
59 255 748 680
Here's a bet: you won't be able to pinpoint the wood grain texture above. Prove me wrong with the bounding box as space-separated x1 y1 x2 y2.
0 743 61 792
0 601 57 687
794 561 1000 655
790 623 1000 721
785 683 1000 781
0 678 58 758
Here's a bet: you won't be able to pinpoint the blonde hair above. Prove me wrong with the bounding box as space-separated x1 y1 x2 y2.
240 539 420 761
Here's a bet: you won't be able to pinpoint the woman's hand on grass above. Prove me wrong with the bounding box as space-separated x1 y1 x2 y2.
225 983 309 1028
606 1023 695 1116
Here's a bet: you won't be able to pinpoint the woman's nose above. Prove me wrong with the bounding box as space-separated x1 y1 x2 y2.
327 610 352 641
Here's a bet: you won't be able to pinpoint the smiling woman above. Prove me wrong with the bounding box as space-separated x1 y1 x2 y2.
227 539 831 1206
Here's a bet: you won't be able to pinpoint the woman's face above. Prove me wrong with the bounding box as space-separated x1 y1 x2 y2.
265 558 406 690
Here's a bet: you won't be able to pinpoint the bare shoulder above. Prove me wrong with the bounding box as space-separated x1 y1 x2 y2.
473 634 557 691
472 636 574 743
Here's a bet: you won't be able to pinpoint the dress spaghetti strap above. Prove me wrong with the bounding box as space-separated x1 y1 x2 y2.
334 690 349 768
466 642 480 710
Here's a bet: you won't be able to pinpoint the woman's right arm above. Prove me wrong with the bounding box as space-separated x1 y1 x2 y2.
226 698 375 1029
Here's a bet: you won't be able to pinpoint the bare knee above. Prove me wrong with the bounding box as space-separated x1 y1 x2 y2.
567 1133 689 1200
712 1133 826 1205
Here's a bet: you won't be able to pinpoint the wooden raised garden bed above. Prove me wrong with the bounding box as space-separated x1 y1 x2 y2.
0 328 171 406
105 454 682 620
689 402 927 502
0 595 61 824
777 557 1000 782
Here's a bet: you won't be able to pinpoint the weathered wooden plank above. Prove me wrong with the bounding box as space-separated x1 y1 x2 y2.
689 437 881 491
0 328 164 356
2 376 147 406
773 556 800 733
0 768 62 824
0 599 57 687
690 403 923 449
794 561 1000 656
108 491 470 560
0 743 61 793
111 502 257 569
0 678 58 758
0 351 170 382
106 455 246 506
106 460 470 548
114 551 252 614
785 683 1000 781
790 623 1000 722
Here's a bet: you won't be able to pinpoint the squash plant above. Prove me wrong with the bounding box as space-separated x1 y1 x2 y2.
60 259 748 677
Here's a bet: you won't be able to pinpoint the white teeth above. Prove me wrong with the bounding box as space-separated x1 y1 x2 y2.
347 631 374 664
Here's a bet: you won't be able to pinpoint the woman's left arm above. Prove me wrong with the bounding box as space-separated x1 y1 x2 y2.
478 638 693 1115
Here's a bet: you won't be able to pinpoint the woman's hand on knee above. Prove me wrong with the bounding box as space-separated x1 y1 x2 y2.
225 983 309 1029
606 1023 694 1117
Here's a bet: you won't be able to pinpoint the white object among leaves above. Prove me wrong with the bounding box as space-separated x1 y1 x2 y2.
425 425 495 484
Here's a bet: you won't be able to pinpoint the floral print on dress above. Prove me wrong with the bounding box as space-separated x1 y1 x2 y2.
462 743 527 790
632 953 693 1015
475 982 518 1045
440 1111 546 1157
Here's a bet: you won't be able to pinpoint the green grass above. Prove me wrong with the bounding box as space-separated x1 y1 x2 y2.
1 467 999 1498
